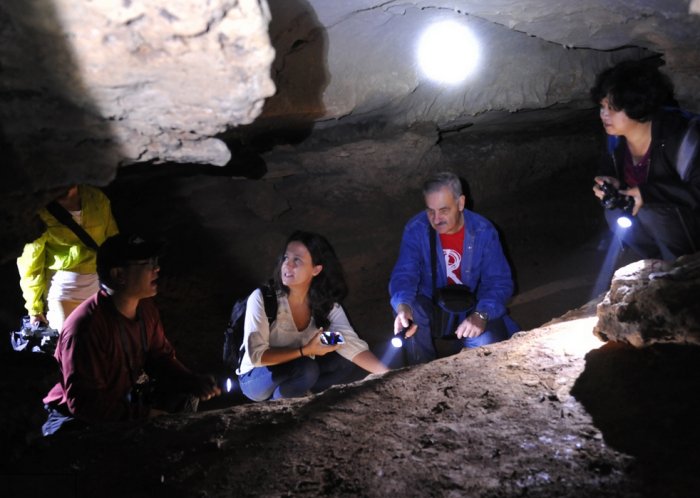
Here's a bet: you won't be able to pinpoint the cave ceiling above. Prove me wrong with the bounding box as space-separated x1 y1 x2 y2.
1 0 700 260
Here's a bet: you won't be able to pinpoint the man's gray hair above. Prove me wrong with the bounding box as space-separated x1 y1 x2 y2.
422 171 463 199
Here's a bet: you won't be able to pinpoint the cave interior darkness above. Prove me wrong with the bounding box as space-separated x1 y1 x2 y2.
2 1 700 497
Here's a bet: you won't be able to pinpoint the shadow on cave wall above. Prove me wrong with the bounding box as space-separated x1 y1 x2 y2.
218 0 329 179
571 341 700 496
0 0 122 343
0 0 124 468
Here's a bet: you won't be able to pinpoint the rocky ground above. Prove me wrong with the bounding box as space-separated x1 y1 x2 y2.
4 301 700 498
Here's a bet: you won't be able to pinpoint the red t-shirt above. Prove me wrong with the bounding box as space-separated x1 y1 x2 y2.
439 224 465 285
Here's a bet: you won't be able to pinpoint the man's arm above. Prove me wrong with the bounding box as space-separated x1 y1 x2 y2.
455 225 513 339
389 221 425 337
144 306 220 401
473 227 514 320
389 220 424 312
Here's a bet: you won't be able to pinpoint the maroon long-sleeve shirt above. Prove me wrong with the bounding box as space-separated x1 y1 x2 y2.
44 290 191 422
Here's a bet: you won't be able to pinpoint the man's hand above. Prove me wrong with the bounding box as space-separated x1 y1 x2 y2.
592 176 620 200
394 304 417 338
190 374 221 401
455 312 487 339
619 186 644 216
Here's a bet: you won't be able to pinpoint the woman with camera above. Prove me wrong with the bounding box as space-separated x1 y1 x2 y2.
236 231 388 401
591 59 700 260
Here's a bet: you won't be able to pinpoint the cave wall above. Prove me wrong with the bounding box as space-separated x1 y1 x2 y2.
4 1 700 263
0 0 275 259
251 0 700 134
79 115 603 373
3 0 700 362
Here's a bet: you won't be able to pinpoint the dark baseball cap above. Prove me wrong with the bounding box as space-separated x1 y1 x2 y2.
97 233 163 280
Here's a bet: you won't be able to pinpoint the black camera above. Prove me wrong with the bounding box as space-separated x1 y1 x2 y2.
129 378 157 406
599 181 634 212
10 316 59 354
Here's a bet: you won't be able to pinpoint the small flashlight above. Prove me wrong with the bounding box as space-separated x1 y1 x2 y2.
225 377 233 393
616 215 632 229
392 320 413 348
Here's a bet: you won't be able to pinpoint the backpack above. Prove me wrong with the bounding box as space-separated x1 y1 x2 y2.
223 284 278 373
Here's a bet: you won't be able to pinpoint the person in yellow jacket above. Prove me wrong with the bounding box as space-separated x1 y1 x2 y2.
17 185 119 332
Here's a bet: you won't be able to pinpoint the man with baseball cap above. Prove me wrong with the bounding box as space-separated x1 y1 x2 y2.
42 233 220 435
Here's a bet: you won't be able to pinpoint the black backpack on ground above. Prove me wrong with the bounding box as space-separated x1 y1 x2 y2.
223 284 278 373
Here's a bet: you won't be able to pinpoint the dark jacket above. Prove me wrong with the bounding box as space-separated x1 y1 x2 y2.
600 109 700 212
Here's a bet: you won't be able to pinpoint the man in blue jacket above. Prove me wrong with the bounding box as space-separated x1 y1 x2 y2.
389 171 518 365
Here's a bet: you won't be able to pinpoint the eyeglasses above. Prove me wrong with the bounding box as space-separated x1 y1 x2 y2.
126 257 159 269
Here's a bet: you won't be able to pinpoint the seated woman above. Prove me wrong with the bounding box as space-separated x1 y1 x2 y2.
237 231 389 401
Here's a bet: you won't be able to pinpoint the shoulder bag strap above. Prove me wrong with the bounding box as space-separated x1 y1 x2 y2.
45 201 100 251
429 224 437 303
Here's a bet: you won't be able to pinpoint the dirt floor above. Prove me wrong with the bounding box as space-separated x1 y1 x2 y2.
4 305 700 498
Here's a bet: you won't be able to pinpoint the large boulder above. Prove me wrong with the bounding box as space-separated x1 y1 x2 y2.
594 253 700 346
1 0 275 177
0 0 275 260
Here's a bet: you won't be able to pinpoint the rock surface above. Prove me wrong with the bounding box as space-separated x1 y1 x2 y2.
0 0 275 259
594 254 700 347
1 0 274 170
255 0 700 134
5 310 700 498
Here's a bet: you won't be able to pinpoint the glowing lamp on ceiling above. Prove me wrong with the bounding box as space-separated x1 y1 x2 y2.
417 21 480 84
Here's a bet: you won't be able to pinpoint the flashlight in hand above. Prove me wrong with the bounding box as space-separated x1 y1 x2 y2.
599 181 634 229
391 320 413 348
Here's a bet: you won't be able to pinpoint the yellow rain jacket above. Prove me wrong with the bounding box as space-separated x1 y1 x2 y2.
17 185 119 316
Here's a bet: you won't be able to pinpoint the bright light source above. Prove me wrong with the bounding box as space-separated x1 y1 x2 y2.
616 216 632 229
417 21 480 84
391 336 404 348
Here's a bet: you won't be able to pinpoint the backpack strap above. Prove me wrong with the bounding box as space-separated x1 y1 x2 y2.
606 135 620 156
261 283 278 325
45 201 99 251
677 116 699 182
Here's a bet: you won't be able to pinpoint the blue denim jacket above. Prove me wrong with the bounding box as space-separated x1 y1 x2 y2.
389 209 514 320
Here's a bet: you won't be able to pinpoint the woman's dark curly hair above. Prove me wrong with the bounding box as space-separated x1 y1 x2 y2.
590 59 675 122
272 231 348 330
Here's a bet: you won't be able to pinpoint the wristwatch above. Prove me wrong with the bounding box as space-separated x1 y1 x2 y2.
473 310 489 322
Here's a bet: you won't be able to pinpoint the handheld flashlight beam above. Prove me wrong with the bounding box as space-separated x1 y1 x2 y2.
392 320 414 348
